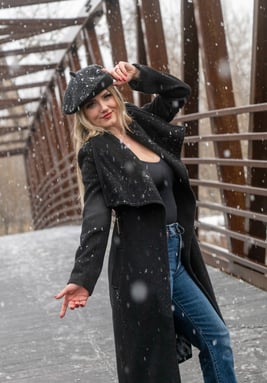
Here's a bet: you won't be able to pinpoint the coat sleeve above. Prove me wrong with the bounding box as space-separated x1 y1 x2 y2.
68 142 112 295
129 64 191 121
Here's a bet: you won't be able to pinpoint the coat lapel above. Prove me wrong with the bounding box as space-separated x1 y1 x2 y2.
91 131 164 208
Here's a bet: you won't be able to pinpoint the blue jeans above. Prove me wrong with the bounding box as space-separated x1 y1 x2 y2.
166 222 237 383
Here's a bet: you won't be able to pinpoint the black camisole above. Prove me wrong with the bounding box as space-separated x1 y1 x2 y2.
142 158 177 224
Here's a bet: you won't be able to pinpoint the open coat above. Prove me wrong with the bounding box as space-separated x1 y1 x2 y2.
68 65 222 383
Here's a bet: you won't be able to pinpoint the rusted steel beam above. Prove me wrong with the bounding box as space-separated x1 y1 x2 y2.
135 0 150 106
0 0 75 8
47 84 68 156
29 133 43 186
37 113 54 170
0 17 85 28
43 93 64 162
139 0 168 71
83 26 104 66
0 43 69 58
33 118 51 176
55 70 74 153
0 112 33 120
33 119 48 179
0 139 26 146
104 0 133 102
0 147 26 157
193 0 246 256
136 0 147 66
0 81 49 92
40 102 62 163
181 0 199 202
25 139 38 206
248 0 267 264
0 19 86 45
0 63 57 79
0 97 40 110
0 126 29 136
104 0 127 62
68 43 82 72
39 108 58 167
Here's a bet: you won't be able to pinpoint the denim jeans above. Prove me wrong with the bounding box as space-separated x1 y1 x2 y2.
166 222 237 383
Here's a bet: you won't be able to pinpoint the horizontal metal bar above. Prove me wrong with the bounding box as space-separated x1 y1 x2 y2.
190 179 267 196
0 126 29 136
197 201 267 223
0 81 49 92
0 98 40 109
0 0 76 9
0 112 34 120
0 139 26 146
0 17 86 26
0 43 69 59
196 220 266 248
183 157 266 167
173 102 267 124
200 242 267 274
0 148 26 157
184 132 267 142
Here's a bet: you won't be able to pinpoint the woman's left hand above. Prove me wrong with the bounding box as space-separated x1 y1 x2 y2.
55 283 89 318
106 61 140 86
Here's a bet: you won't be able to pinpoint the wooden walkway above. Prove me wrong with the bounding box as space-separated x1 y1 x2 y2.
0 226 266 383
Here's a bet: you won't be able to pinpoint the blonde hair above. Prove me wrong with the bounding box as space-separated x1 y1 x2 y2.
73 86 132 204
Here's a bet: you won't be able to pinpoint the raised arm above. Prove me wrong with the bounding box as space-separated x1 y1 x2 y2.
129 64 191 121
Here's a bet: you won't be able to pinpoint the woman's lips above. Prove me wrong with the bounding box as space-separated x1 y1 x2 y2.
102 112 112 119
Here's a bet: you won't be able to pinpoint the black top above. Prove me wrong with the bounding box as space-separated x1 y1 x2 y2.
143 158 177 224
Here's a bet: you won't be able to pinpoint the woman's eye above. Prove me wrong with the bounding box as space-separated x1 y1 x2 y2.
85 101 94 109
104 93 112 99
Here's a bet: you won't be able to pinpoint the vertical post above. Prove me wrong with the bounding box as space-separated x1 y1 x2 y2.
104 0 133 102
83 25 104 66
193 0 246 256
68 43 82 72
248 0 267 264
55 70 74 154
139 0 169 71
25 136 38 223
181 0 199 202
23 148 33 228
135 0 151 106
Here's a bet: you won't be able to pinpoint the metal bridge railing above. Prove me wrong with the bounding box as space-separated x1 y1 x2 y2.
174 104 267 290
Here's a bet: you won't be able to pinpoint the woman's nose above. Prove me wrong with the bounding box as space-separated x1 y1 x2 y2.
99 101 108 111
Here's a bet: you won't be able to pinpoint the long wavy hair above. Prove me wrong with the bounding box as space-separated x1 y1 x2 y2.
73 86 132 204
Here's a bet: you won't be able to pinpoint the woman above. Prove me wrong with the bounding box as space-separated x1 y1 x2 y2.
55 62 237 383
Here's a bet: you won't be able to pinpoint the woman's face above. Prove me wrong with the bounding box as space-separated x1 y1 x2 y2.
82 88 120 130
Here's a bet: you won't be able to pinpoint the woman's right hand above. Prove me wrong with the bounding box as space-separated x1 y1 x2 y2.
55 283 89 318
106 61 140 86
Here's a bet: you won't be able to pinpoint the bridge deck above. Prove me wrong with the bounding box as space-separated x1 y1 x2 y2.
0 226 266 382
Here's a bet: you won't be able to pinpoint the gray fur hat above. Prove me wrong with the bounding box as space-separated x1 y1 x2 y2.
63 65 114 114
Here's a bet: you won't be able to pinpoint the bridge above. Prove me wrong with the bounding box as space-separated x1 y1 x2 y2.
0 0 266 381
1 0 266 290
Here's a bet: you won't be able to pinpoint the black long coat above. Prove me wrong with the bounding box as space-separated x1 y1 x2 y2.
68 65 222 383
